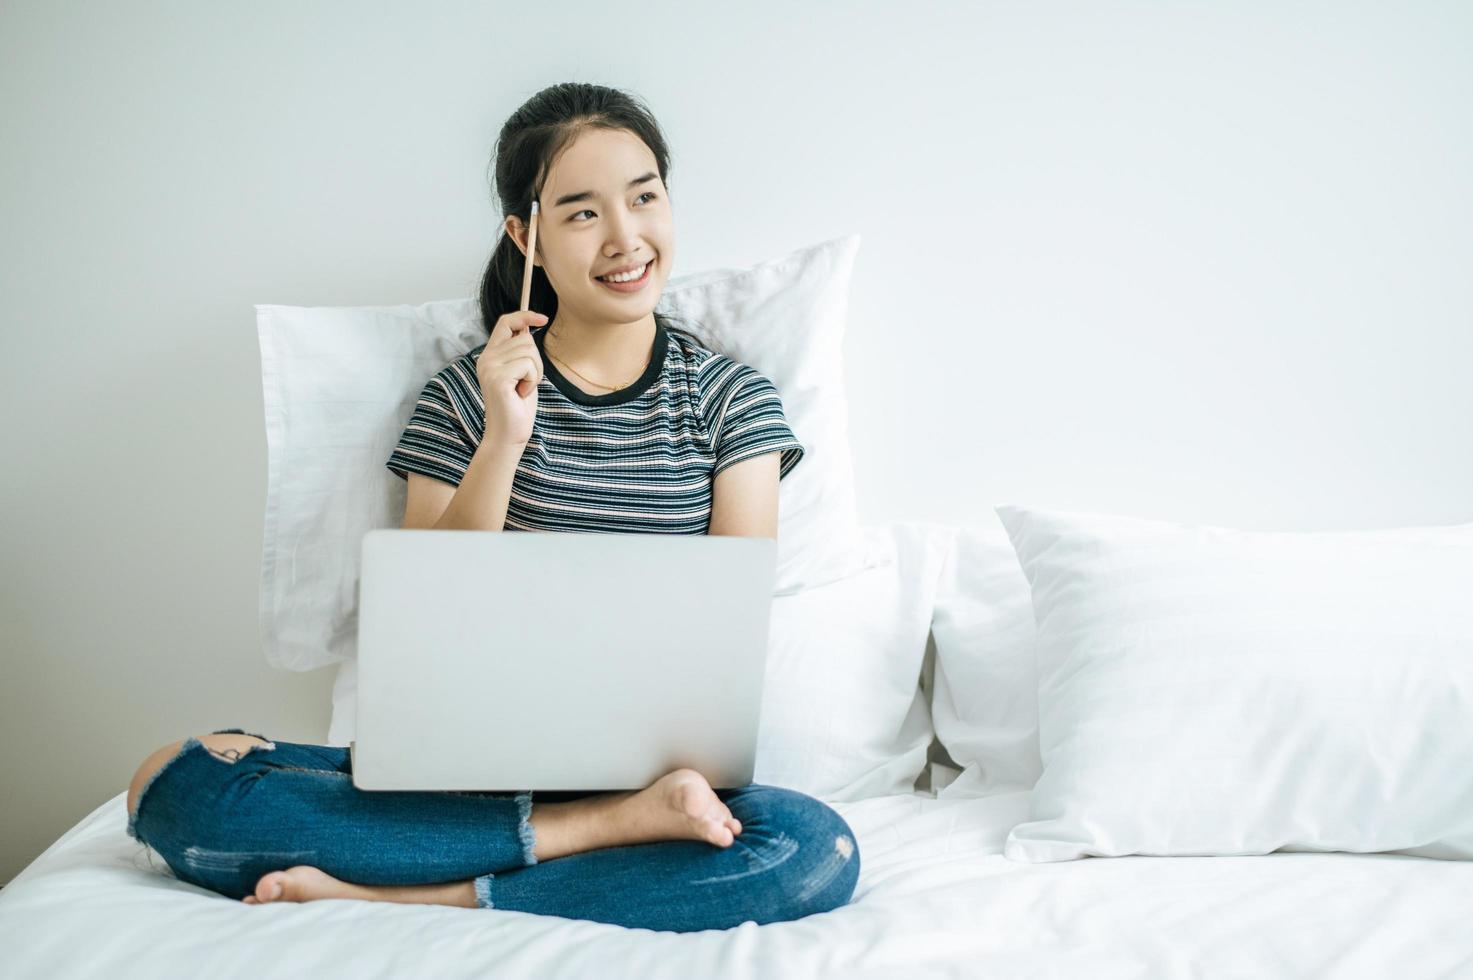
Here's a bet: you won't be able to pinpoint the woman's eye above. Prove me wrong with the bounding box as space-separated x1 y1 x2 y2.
571 192 658 222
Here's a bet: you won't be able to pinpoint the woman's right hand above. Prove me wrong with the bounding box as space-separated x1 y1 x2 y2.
476 310 548 449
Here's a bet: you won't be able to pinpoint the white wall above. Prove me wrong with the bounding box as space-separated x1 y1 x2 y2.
2 0 1469 884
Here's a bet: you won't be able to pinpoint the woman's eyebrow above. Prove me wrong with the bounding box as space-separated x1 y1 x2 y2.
551 172 659 209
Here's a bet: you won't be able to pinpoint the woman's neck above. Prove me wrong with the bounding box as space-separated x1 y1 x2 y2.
543 313 658 386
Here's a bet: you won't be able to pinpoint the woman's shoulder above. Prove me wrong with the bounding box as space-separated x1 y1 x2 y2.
662 321 765 384
660 322 788 434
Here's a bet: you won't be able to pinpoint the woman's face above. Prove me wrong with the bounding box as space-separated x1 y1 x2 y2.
510 127 674 327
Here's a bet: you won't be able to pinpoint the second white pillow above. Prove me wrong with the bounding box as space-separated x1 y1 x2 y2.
929 517 1042 797
996 504 1473 863
754 521 955 800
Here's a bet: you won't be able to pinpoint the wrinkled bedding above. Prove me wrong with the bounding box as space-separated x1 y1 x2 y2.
2 786 1470 979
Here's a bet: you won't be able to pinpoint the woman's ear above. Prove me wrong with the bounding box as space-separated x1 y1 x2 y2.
504 215 540 267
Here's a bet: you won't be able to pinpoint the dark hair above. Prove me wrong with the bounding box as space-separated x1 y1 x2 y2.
479 82 707 348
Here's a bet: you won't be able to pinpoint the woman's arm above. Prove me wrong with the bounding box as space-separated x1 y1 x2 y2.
401 441 525 531
706 451 780 539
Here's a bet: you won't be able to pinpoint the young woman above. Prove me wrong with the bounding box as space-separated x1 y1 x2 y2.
124 82 860 932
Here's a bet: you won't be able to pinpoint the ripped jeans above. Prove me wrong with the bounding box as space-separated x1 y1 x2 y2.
126 729 860 932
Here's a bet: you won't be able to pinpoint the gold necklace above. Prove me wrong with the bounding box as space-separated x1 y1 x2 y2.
545 329 644 392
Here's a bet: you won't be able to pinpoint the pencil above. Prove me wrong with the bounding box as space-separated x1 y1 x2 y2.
520 199 539 313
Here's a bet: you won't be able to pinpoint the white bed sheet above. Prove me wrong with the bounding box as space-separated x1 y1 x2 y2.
2 788 1470 979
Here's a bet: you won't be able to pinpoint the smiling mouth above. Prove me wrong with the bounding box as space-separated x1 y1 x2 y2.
594 257 655 290
595 259 651 281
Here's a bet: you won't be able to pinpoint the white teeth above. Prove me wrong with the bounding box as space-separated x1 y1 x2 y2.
598 261 649 283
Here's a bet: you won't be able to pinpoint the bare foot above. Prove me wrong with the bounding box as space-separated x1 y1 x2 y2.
244 866 368 905
243 866 478 908
617 768 743 848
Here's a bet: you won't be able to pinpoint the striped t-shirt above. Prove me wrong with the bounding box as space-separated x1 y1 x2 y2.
386 319 804 534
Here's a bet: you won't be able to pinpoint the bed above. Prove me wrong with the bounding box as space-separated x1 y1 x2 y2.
2 782 1469 978
4 511 1471 977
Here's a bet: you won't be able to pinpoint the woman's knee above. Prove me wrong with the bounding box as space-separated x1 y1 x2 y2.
728 786 860 918
126 733 276 850
127 734 271 822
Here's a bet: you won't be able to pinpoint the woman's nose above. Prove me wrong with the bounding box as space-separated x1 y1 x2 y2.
602 210 645 255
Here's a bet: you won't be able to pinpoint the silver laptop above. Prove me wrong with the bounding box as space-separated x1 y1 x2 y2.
350 528 777 792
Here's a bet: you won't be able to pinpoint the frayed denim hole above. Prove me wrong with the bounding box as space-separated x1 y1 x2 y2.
515 792 537 866
127 736 205 843
794 834 857 905
199 736 278 764
473 874 495 909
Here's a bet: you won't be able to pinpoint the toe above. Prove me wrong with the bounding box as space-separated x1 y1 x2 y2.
255 874 286 903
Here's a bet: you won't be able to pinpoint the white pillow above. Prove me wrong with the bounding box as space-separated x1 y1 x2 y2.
256 233 873 672
996 503 1473 863
929 517 1043 797
327 521 951 802
755 521 954 799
